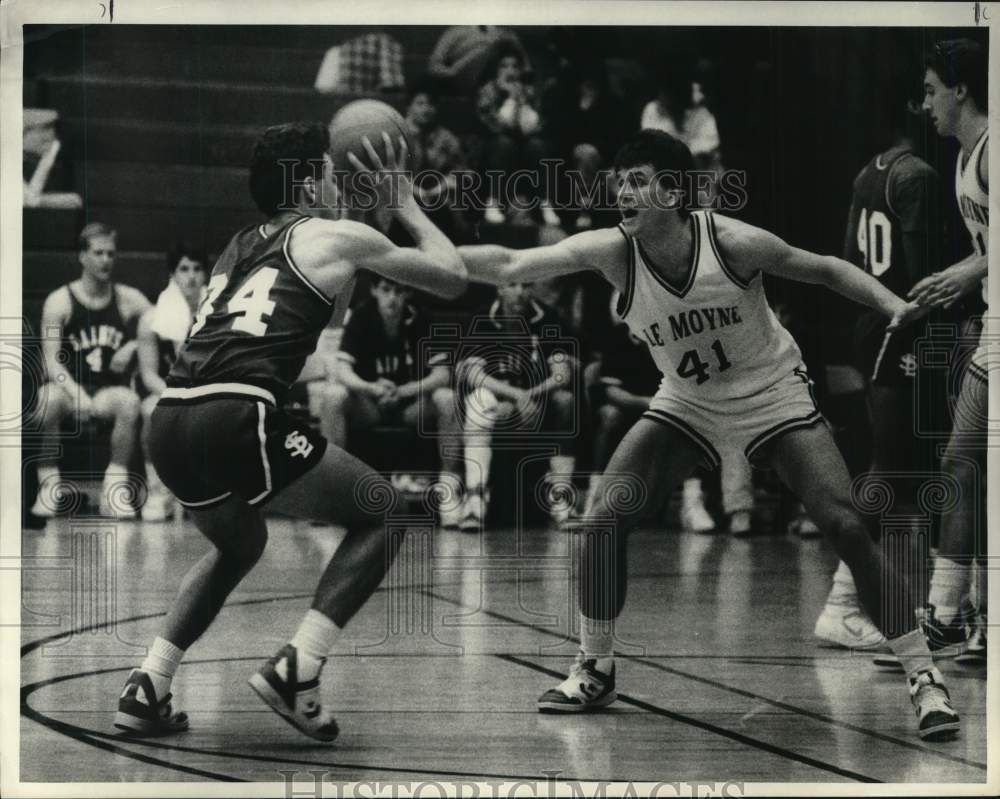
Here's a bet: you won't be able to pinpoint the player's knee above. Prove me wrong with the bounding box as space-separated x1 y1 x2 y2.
550 388 574 414
37 382 70 422
114 390 142 422
597 402 623 428
227 527 269 569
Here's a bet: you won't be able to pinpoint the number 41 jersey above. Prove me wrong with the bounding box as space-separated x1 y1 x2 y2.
168 215 335 400
617 210 802 401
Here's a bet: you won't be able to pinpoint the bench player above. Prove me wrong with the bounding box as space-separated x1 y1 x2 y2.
459 129 959 740
113 122 466 741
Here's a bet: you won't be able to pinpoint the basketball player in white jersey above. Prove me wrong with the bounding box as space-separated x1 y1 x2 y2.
896 39 989 666
459 130 959 740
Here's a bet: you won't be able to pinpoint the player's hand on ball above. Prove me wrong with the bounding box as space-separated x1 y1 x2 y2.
887 300 929 332
347 133 412 209
908 262 982 309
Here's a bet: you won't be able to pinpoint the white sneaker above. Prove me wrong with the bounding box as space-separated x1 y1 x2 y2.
249 644 338 743
537 652 617 713
788 514 821 538
681 498 714 533
544 474 576 527
908 667 960 741
814 603 887 650
141 495 175 522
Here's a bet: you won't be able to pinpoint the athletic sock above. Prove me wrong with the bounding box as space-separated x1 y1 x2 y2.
140 637 185 698
887 628 934 679
928 557 970 625
37 464 60 487
579 613 614 674
290 609 340 681
682 477 703 509
465 444 492 494
548 455 575 477
826 560 858 606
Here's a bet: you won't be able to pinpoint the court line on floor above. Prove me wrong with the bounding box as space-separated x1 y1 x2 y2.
628 656 986 770
19 596 587 784
419 587 982 772
499 654 879 783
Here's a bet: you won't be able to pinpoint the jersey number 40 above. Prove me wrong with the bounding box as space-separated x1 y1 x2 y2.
190 267 278 337
856 208 892 276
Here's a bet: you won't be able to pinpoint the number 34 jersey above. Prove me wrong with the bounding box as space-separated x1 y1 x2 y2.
617 210 802 402
168 215 335 400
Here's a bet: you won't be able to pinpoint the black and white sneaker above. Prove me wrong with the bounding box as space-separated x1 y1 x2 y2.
908 667 960 741
114 669 189 736
537 652 617 713
248 644 338 743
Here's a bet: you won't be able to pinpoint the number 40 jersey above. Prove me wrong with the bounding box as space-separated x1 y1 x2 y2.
617 210 803 401
168 215 336 402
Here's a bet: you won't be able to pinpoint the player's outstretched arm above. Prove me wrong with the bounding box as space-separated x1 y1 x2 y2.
458 227 624 286
751 226 924 330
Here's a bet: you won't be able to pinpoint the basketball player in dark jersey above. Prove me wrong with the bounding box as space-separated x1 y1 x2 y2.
31 222 150 519
815 91 944 652
460 130 960 740
135 245 207 521
113 123 466 741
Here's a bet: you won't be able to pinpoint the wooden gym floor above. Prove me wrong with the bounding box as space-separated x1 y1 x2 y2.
19 514 988 786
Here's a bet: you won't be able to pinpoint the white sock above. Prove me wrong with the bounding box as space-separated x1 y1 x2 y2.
549 454 575 476
580 613 614 673
826 560 858 606
465 444 492 494
888 628 933 679
928 557 970 624
682 478 703 505
290 609 340 680
37 464 60 486
141 637 185 698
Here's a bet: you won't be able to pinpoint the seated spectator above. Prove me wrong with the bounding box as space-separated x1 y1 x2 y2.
31 223 150 519
404 78 471 239
428 25 528 94
321 276 462 502
457 282 576 531
476 47 560 227
315 32 405 95
135 244 207 521
23 108 82 209
640 69 722 172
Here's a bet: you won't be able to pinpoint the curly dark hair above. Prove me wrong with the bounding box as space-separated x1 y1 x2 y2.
925 38 987 112
248 122 329 216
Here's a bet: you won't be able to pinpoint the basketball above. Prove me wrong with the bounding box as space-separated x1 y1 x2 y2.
328 99 410 174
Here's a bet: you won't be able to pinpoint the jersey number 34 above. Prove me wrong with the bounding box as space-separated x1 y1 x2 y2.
190 267 278 337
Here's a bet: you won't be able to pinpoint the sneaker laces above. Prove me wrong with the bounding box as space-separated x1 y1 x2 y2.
556 653 608 701
908 668 953 707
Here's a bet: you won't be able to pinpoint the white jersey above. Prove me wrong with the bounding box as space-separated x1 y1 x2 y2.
955 129 988 305
618 210 802 401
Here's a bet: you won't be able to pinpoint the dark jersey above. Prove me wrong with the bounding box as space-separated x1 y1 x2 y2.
844 147 940 383
465 299 566 390
339 301 443 384
168 216 335 399
61 284 129 392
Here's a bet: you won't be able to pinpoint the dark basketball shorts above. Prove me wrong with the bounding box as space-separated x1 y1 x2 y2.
150 383 327 510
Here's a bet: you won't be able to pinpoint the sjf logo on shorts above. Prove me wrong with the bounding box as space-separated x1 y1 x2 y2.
284 430 314 459
900 353 918 378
